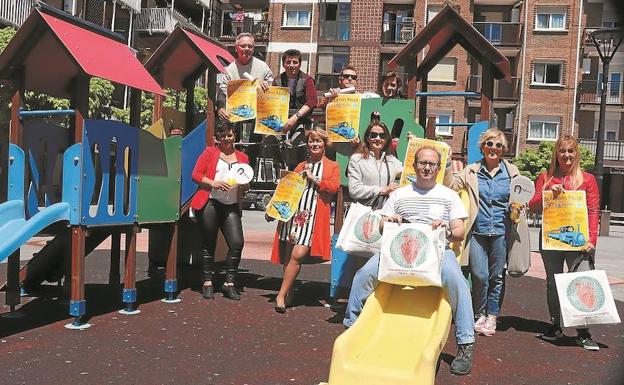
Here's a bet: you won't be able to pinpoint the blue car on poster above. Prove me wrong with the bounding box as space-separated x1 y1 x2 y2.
329 122 356 139
272 201 291 219
259 115 284 132
547 225 586 247
231 104 254 118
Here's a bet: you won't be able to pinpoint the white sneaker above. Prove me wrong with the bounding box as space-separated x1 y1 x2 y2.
474 314 487 334
480 315 497 336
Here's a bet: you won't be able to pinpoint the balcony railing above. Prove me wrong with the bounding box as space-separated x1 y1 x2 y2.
117 0 141 13
0 0 35 28
381 20 415 44
466 75 520 100
583 28 601 45
319 20 350 41
578 80 624 104
472 22 523 46
219 19 269 42
579 139 624 161
135 8 201 34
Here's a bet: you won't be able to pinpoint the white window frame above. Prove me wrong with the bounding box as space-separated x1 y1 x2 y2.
532 61 564 86
283 6 311 28
535 7 567 31
429 58 456 83
435 112 453 137
528 116 559 141
427 5 443 24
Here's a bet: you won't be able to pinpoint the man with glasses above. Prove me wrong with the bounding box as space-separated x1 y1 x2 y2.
343 146 475 376
217 33 274 123
318 65 377 108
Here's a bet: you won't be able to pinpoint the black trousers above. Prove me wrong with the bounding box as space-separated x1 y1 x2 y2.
197 200 244 283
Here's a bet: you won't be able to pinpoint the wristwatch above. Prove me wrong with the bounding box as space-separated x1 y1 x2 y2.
295 111 303 118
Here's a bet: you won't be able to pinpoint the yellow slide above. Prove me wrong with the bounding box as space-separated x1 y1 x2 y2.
320 192 467 385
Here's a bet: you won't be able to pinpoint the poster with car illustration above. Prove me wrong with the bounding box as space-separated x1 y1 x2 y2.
542 190 590 251
255 86 290 135
266 171 307 222
326 94 362 143
226 79 257 122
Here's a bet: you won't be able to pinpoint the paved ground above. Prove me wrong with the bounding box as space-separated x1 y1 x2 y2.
0 210 622 385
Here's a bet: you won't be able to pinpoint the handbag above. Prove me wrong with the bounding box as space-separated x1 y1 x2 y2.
507 210 531 277
336 203 383 257
378 223 445 287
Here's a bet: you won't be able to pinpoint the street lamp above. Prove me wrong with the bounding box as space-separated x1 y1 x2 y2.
590 28 623 206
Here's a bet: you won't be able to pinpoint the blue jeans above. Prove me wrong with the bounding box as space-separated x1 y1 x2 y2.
343 249 475 345
469 234 507 317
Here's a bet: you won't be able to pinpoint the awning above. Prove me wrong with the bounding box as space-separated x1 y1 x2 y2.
144 27 234 90
0 6 164 98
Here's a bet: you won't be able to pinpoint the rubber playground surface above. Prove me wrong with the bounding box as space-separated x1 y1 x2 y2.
0 250 623 385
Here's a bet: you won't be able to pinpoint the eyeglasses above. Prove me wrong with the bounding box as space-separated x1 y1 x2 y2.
485 141 503 149
341 74 357 80
368 132 386 139
416 160 440 169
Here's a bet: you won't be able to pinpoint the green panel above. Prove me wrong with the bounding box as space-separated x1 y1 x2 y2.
335 98 424 185
137 131 182 223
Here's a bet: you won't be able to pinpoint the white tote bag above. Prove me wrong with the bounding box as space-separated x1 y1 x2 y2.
555 270 621 328
378 223 445 287
336 203 383 257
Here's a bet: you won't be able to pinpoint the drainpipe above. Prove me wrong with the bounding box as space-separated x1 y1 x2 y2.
310 2 315 74
111 0 117 31
570 0 584 137
515 0 529 157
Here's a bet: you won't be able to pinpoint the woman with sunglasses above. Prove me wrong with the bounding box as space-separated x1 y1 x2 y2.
445 128 529 336
347 120 403 209
267 128 340 313
528 135 600 350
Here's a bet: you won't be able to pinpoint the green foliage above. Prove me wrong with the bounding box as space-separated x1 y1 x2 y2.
0 27 16 52
514 141 596 180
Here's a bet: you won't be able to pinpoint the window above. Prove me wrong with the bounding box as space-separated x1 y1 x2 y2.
435 113 453 136
528 116 559 141
320 0 351 40
316 46 350 89
279 53 311 74
283 6 311 28
427 5 442 23
532 62 563 86
429 58 456 83
597 72 622 103
535 7 566 31
602 21 621 28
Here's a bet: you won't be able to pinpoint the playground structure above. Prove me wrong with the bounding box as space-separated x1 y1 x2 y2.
0 4 234 328
323 5 510 384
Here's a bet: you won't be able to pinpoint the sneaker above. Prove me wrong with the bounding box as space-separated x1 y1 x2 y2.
450 343 474 375
474 314 487 334
480 315 497 337
576 333 599 351
540 325 564 341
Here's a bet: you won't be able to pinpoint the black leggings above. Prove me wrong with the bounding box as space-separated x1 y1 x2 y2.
197 200 244 284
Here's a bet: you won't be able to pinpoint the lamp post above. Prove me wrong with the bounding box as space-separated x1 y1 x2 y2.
590 28 623 206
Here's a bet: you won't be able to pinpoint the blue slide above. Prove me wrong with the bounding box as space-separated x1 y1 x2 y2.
0 200 70 263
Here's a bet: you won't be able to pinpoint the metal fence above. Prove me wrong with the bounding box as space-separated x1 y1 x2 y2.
578 80 624 104
381 20 415 44
135 7 201 34
0 0 35 28
579 139 624 161
472 22 523 46
219 19 269 41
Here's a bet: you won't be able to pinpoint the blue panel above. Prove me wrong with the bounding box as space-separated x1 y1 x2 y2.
180 120 207 206
122 288 137 303
164 279 177 293
7 144 25 202
62 144 82 225
26 150 40 218
69 299 86 317
467 121 489 164
330 234 360 298
80 119 139 226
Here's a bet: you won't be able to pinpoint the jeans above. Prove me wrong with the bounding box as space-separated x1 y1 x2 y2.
343 249 475 345
541 250 591 333
469 234 507 317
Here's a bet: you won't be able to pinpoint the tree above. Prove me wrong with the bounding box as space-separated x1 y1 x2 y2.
514 141 596 180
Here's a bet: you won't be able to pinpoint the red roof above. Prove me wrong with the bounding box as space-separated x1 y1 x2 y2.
0 8 164 97
144 27 234 90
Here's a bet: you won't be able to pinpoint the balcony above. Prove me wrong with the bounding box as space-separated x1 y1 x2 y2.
218 19 270 42
319 21 350 41
466 75 520 100
0 0 35 28
579 139 624 161
381 20 415 44
578 80 623 105
472 22 523 46
135 8 202 35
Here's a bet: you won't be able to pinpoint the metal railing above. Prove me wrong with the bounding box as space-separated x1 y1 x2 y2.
381 20 415 44
466 75 520 100
116 0 141 14
0 0 35 28
472 22 523 46
583 28 601 45
579 139 624 161
578 80 624 104
135 8 201 34
319 20 350 41
218 19 269 42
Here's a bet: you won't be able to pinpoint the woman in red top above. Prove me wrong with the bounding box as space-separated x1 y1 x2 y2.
190 124 249 300
267 128 340 313
528 135 600 350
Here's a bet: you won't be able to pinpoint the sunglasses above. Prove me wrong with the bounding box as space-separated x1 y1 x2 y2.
485 141 503 149
368 132 386 139
341 74 358 80
416 160 440 169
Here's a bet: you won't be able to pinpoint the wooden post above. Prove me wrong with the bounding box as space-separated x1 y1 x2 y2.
206 69 217 146
418 74 428 127
9 67 25 147
129 88 142 128
185 83 195 134
121 225 139 313
164 222 179 302
480 65 494 126
153 94 163 123
334 188 345 233
426 113 437 140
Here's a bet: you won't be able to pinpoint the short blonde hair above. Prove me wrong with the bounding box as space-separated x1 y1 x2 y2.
478 129 508 152
306 127 330 147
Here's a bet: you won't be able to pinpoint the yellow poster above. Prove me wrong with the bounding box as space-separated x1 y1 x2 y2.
326 94 362 143
255 86 290 135
542 191 589 251
226 79 257 123
266 171 307 222
399 138 450 186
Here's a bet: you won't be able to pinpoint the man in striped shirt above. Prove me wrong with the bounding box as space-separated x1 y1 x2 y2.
343 146 475 375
